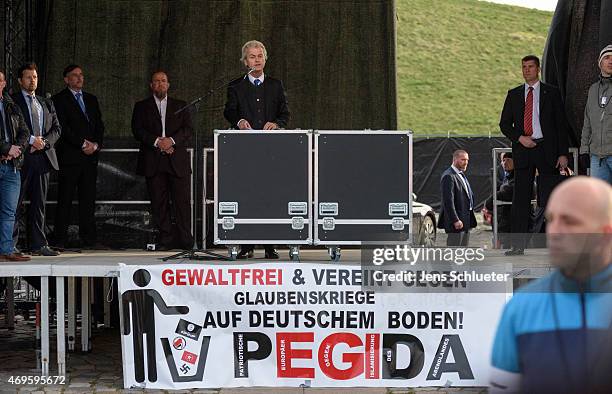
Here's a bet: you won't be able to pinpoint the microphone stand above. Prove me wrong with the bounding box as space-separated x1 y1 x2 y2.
163 70 254 261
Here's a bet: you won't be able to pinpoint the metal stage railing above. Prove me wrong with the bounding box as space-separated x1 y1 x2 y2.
490 147 579 247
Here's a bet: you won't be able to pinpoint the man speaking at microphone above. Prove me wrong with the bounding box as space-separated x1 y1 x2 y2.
224 40 290 259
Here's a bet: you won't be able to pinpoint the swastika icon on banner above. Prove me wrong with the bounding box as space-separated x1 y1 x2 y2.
180 364 190 374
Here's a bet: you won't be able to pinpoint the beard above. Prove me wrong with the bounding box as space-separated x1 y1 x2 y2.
154 91 167 99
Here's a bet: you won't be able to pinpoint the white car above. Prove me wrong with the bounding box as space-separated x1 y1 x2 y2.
412 194 437 247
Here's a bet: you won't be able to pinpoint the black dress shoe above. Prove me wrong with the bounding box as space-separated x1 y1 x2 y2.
31 246 60 256
504 248 525 256
265 250 279 259
237 250 254 259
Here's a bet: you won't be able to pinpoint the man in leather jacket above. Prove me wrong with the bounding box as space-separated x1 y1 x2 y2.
0 71 31 262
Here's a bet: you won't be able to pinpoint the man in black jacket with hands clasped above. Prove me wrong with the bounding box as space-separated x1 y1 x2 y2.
52 64 105 250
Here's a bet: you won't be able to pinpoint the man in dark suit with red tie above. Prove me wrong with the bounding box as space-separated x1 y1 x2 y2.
52 65 105 249
11 63 61 256
132 71 193 250
500 55 570 255
224 40 290 259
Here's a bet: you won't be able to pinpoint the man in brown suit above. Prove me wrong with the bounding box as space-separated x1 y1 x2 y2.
131 71 193 250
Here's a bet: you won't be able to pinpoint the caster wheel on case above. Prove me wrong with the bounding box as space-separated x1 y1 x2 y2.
289 246 300 261
328 247 341 262
228 246 238 260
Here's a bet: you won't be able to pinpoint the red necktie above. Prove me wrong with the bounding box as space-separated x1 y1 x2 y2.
523 86 534 136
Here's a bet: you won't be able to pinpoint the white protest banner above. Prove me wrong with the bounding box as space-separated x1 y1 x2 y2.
118 263 507 389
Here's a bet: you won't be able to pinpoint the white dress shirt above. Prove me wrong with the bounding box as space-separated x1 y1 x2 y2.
21 90 43 145
153 95 175 147
154 95 168 137
451 165 473 210
248 73 265 86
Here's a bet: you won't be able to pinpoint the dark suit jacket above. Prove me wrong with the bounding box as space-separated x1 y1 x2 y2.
0 94 30 169
131 96 192 178
499 82 569 169
223 75 290 129
52 88 105 166
11 91 60 170
438 167 477 232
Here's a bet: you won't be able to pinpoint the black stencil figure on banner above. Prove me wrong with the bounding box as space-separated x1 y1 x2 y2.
122 269 189 383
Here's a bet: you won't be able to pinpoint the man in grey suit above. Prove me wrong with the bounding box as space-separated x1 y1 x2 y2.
11 63 61 256
437 150 477 246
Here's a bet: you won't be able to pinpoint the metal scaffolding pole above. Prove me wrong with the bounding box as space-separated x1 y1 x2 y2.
3 0 33 92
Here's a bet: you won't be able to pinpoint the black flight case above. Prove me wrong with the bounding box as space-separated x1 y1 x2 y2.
214 130 312 260
314 130 413 260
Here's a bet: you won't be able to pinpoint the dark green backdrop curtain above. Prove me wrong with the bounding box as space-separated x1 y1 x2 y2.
40 0 397 141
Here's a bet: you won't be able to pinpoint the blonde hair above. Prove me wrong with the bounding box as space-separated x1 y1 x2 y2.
240 40 268 62
452 149 468 160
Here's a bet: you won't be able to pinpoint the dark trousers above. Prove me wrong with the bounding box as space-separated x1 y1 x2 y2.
146 170 193 249
54 163 98 247
446 230 470 247
511 143 559 249
13 156 50 251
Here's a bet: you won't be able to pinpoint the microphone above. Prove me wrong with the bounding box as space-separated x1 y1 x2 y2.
244 68 255 79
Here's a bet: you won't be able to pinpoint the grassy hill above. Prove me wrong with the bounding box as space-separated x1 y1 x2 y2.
396 0 553 136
